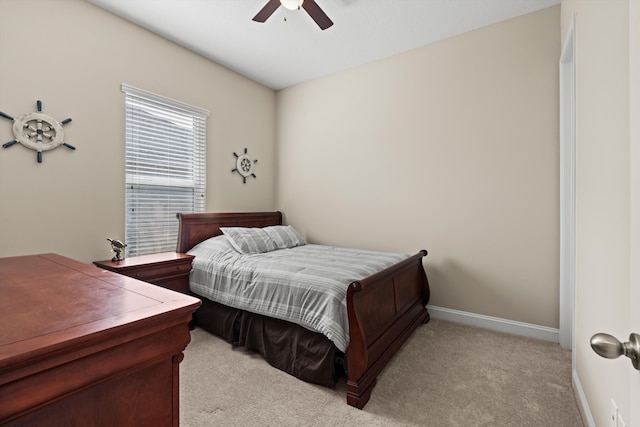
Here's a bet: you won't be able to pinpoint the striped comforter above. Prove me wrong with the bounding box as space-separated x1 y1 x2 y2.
188 235 410 352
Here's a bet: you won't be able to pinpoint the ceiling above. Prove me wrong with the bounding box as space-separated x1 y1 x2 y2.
86 0 560 90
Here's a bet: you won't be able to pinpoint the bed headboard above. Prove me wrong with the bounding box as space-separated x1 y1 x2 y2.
175 211 283 253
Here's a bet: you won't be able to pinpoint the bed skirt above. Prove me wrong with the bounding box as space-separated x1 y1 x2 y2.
193 296 343 388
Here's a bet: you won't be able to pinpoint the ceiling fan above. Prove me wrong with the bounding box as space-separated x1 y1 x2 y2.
253 0 334 30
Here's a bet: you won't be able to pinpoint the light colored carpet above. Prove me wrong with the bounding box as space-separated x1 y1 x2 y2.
180 318 584 426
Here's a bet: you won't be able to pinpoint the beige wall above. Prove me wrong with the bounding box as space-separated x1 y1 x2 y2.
0 0 277 263
277 6 560 328
0 2 562 328
561 1 631 426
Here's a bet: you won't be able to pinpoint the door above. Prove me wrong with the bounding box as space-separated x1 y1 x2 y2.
630 2 640 423
591 4 640 425
570 2 639 426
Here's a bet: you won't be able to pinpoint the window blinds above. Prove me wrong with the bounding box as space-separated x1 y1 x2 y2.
122 84 208 257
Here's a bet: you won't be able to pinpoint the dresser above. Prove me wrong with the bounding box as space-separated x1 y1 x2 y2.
0 253 201 426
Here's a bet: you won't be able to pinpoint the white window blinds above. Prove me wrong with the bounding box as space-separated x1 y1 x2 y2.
122 84 208 257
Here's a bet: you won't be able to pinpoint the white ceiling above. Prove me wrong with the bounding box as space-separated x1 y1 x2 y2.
86 0 560 90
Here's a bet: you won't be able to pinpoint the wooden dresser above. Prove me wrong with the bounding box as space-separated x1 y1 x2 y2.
0 253 201 426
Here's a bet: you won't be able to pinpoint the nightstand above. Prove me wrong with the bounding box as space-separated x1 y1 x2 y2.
93 252 195 294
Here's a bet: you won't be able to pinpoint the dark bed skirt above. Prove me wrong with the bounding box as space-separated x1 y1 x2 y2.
193 295 342 388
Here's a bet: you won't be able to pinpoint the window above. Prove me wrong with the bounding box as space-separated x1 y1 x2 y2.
122 84 208 257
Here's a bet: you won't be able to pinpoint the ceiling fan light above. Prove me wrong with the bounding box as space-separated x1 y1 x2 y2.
280 0 303 11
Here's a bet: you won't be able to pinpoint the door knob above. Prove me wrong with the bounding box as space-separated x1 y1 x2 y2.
590 333 640 371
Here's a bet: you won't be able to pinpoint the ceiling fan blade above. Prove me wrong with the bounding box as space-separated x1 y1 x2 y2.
253 0 281 23
302 0 333 30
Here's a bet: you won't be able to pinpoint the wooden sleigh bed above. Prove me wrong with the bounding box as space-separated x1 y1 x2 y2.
176 211 430 409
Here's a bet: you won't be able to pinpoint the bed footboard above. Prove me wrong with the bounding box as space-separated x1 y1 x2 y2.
345 249 430 409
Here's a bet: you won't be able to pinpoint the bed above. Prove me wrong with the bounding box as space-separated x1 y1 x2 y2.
176 211 430 409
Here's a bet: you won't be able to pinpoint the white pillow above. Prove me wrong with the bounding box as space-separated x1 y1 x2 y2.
263 225 306 249
220 227 277 254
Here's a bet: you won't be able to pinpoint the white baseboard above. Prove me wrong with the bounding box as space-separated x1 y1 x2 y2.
572 368 595 427
426 305 560 343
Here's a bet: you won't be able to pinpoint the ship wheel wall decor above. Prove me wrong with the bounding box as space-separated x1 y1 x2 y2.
232 148 257 184
1 100 75 163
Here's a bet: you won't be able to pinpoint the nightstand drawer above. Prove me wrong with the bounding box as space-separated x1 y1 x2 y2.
94 252 194 295
129 261 192 281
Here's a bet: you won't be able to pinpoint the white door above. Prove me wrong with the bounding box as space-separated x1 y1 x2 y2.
591 5 640 425
629 2 640 424
574 3 640 425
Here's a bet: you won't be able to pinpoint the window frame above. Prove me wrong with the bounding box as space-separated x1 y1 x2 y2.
121 84 209 257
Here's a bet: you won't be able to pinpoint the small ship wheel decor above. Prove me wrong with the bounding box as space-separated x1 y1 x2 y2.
232 147 257 184
1 100 75 163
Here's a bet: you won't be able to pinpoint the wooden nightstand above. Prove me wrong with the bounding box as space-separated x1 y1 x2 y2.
93 252 195 294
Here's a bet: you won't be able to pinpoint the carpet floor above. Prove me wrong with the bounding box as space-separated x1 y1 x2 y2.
180 318 584 426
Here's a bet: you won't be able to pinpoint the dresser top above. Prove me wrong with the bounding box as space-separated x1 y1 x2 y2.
0 253 200 370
